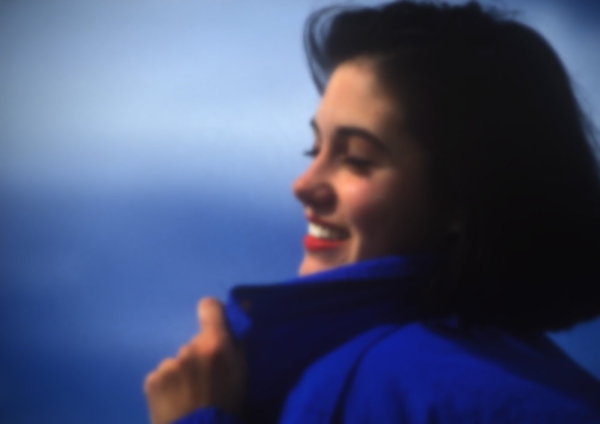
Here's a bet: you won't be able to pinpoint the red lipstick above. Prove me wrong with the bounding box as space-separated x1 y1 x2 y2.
303 217 349 251
303 234 346 251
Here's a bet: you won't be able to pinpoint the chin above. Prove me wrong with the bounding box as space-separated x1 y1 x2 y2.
298 252 349 276
298 258 325 276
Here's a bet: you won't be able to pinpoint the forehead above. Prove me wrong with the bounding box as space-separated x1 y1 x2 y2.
315 60 403 135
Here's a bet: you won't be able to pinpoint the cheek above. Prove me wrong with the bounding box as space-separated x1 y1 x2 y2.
341 178 403 235
340 175 433 253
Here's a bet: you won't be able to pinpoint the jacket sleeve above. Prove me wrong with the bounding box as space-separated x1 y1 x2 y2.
172 407 246 424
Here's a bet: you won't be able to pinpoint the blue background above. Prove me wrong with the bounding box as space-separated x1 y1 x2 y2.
1 0 599 423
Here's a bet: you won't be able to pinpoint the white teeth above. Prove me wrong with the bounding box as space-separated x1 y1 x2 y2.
308 222 347 240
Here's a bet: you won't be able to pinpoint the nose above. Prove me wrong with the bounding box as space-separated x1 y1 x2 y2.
293 161 335 212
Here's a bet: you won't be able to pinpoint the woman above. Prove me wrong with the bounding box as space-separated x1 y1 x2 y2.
144 1 600 423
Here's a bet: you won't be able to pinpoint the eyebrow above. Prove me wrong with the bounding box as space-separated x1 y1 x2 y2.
310 118 389 151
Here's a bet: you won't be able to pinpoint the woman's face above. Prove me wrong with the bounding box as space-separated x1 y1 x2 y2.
294 59 447 276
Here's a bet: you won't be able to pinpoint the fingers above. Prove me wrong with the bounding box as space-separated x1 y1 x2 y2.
144 358 180 394
144 297 246 421
144 358 193 424
197 297 228 337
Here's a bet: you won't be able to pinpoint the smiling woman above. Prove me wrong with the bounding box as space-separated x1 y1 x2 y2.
295 59 447 276
144 1 600 423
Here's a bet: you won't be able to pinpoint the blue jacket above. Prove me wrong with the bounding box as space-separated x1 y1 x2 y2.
175 256 600 423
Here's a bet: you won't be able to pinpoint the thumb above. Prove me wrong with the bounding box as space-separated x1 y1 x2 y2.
197 297 228 337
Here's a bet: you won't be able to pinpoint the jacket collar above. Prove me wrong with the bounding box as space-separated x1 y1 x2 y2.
285 254 440 285
224 254 438 422
225 254 438 339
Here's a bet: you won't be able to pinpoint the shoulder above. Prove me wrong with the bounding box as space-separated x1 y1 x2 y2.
281 321 600 423
339 321 600 423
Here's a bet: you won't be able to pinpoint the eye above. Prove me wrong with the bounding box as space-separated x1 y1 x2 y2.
344 156 373 170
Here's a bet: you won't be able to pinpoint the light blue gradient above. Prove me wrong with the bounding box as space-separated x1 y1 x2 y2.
1 1 599 423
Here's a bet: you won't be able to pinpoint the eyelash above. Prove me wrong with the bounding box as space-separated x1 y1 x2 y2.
303 147 372 170
344 157 372 169
303 147 319 158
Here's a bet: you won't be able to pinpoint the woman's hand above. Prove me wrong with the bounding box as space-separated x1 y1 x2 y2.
144 297 246 424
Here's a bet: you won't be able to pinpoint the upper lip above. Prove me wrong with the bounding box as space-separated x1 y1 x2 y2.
306 215 350 235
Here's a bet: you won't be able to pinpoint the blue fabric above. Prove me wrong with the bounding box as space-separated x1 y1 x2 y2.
282 254 440 285
176 255 600 423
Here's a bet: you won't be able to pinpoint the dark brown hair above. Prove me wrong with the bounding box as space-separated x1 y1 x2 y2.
305 1 600 331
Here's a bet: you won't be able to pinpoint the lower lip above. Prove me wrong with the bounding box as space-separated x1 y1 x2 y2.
303 234 347 251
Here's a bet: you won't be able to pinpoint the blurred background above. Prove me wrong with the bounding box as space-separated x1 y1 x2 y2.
1 0 599 422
